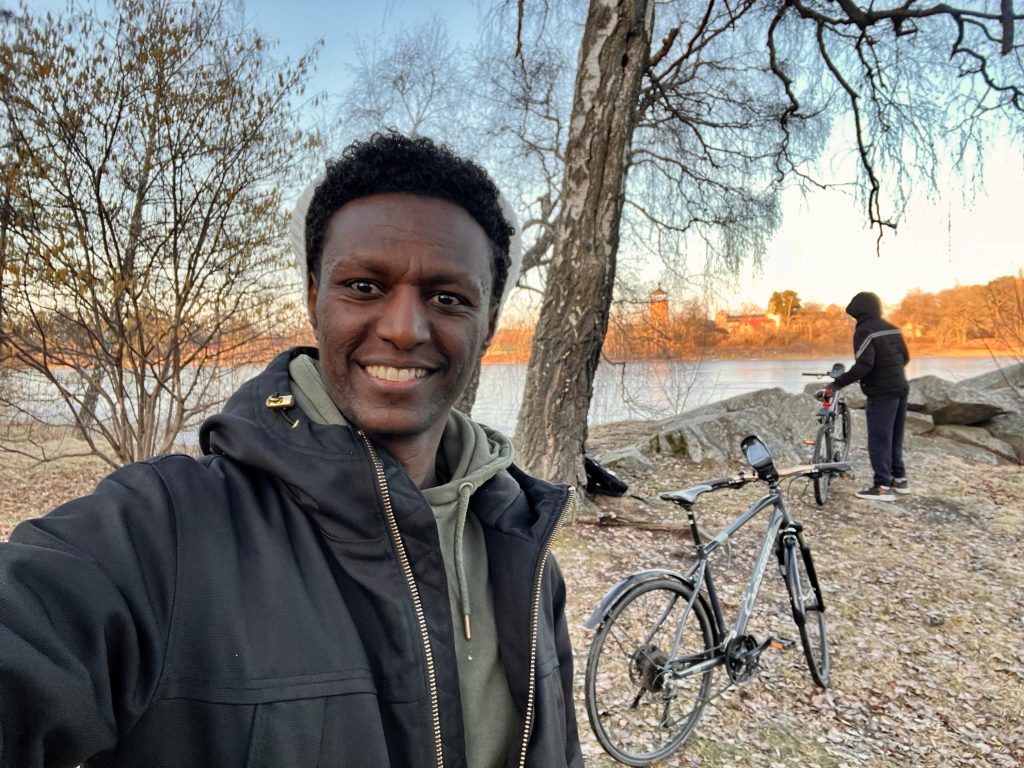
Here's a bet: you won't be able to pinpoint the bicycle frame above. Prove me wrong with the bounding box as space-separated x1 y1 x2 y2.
666 488 793 677
805 363 848 428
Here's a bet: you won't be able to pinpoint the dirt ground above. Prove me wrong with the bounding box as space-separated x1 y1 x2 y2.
1 429 1022 767
561 429 1024 767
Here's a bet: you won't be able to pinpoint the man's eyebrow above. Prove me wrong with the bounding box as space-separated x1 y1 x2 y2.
326 254 486 292
419 270 487 290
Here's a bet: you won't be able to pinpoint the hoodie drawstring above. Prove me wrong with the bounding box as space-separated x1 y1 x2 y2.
455 481 474 641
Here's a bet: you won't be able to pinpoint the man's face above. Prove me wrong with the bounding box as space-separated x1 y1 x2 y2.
307 193 497 446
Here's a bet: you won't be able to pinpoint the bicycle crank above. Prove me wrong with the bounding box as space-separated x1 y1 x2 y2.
725 635 761 683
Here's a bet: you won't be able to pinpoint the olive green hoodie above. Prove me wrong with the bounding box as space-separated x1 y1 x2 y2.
289 353 519 767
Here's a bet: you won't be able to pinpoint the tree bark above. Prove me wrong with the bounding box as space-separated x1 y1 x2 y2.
515 0 654 502
453 357 482 416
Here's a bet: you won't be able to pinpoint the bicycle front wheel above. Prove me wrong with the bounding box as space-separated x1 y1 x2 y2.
834 403 852 462
585 578 716 766
784 535 831 687
812 423 833 505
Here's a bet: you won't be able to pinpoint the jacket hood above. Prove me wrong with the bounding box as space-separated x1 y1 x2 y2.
846 291 882 321
199 348 381 539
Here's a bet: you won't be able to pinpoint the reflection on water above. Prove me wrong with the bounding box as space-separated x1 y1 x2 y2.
472 356 1014 436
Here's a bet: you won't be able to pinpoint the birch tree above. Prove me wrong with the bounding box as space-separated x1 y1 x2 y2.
513 0 1024 495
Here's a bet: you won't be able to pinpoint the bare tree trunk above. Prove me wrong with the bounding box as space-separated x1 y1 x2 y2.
515 0 654 499
453 357 482 416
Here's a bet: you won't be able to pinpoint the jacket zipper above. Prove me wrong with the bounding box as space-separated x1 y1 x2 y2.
358 430 444 768
517 485 576 768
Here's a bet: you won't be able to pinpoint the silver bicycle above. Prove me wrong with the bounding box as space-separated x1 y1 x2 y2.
583 435 850 766
802 362 853 505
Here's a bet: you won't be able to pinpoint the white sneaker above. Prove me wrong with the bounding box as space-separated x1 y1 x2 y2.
855 485 896 501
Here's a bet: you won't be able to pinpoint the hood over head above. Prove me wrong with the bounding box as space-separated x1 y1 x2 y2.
846 291 882 321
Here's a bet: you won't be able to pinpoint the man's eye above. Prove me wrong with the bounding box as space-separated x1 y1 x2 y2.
346 280 378 295
432 293 466 307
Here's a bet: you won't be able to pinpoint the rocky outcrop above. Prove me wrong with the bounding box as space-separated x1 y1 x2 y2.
908 375 1013 425
595 365 1024 470
905 411 935 435
960 361 1024 393
640 388 818 466
932 425 1018 464
986 412 1024 461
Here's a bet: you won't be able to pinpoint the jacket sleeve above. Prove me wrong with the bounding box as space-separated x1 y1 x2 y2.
831 337 876 390
547 556 584 768
0 462 176 768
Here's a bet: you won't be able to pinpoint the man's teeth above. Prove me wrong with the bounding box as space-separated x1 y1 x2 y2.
366 365 428 382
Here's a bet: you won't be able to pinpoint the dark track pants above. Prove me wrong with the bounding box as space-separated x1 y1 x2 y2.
865 393 908 488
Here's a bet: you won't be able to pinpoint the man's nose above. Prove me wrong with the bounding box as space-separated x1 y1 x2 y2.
376 287 431 349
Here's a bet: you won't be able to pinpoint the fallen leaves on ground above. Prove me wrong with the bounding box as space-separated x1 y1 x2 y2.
560 437 1024 767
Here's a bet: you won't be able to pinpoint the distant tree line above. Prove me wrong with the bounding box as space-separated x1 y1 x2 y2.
593 272 1024 360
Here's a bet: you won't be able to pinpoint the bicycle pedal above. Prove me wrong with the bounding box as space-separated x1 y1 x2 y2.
768 637 796 651
803 439 814 446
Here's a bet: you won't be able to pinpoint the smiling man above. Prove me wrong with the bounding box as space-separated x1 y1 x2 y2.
0 133 583 768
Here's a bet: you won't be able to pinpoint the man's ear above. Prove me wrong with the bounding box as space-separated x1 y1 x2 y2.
306 271 319 336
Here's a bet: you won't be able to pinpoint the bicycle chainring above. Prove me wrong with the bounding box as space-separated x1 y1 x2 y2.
725 635 760 684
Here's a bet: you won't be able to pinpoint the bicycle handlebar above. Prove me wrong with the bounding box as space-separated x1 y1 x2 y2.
660 460 851 505
777 460 851 479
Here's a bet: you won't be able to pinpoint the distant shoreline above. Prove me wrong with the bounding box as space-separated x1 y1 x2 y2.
482 344 1017 365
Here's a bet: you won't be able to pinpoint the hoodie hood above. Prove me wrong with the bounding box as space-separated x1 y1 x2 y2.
197 347 552 555
846 291 882 321
199 347 385 543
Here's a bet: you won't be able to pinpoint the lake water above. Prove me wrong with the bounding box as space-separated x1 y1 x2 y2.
472 356 1013 435
5 355 1011 442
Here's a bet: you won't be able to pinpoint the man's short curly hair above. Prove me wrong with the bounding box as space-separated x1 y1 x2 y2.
305 132 514 312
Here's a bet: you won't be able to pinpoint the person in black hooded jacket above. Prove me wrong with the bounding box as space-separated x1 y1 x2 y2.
0 133 584 768
831 291 911 501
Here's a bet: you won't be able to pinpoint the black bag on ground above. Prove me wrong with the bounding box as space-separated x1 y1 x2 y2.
584 457 628 497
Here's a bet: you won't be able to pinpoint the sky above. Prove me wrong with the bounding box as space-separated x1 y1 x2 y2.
728 141 1024 310
27 0 1024 312
237 0 1021 312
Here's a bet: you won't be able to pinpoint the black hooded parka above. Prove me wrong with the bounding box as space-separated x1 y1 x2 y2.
0 349 583 768
831 291 910 398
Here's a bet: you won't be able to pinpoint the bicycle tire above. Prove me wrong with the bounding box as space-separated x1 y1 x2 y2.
812 423 833 505
834 403 852 462
783 535 830 687
585 577 716 766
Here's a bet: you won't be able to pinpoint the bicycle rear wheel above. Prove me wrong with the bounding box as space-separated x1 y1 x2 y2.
812 423 833 505
783 535 830 687
585 577 716 766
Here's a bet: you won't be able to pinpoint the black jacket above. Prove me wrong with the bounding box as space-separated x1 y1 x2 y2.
831 292 910 398
0 349 583 768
